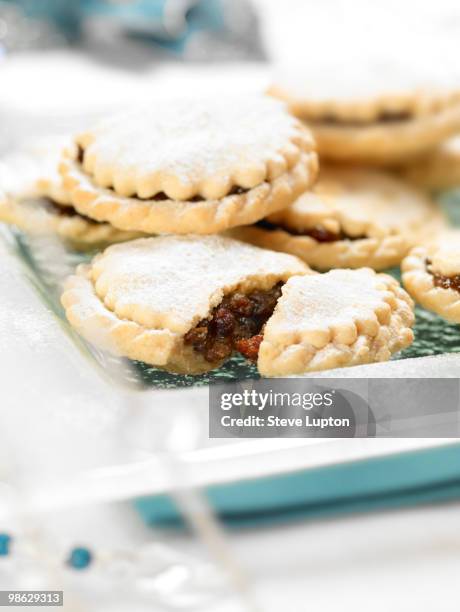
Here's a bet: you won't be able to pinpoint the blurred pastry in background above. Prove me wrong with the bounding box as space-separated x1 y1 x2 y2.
269 68 460 165
402 230 460 323
258 268 414 376
231 167 446 271
59 94 318 235
397 136 460 191
61 235 311 374
0 138 144 250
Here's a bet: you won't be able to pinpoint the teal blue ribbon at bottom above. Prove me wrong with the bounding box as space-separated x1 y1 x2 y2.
135 444 460 528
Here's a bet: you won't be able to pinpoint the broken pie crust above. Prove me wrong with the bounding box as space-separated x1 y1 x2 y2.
61 235 414 376
60 96 318 235
402 230 460 323
258 268 415 376
61 235 311 374
231 167 446 271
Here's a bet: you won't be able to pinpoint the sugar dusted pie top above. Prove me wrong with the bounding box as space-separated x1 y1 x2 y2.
269 167 438 238
89 235 309 334
76 95 308 200
258 267 414 375
265 269 392 341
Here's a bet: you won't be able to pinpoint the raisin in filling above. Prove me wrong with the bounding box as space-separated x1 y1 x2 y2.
256 220 364 243
77 145 248 202
184 283 283 364
426 259 460 293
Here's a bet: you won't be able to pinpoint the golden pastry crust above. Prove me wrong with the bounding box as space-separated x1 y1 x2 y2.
0 139 144 248
231 167 445 271
61 235 310 374
269 83 460 123
232 226 408 272
60 143 318 235
308 102 460 165
258 269 415 376
397 136 460 190
402 231 460 323
36 171 71 207
0 195 143 248
76 95 311 200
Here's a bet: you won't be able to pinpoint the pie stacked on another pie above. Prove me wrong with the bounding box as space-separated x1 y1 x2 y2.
59 95 318 235
232 166 446 271
0 93 420 376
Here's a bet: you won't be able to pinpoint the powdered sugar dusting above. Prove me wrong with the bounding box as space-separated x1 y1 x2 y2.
91 235 308 333
276 167 437 238
430 230 460 276
79 95 300 199
277 269 386 331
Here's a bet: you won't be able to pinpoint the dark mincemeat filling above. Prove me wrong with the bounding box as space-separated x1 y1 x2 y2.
76 145 248 202
256 219 364 243
43 198 78 217
315 110 412 127
77 145 84 164
145 185 248 203
43 198 103 224
426 259 460 293
184 283 283 363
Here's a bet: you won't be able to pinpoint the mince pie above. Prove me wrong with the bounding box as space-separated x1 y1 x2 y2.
59 95 318 235
402 230 460 323
269 53 460 165
259 268 415 376
61 235 311 374
61 235 414 376
232 167 446 271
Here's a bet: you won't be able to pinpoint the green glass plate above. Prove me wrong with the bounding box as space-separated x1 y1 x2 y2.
2 190 459 389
